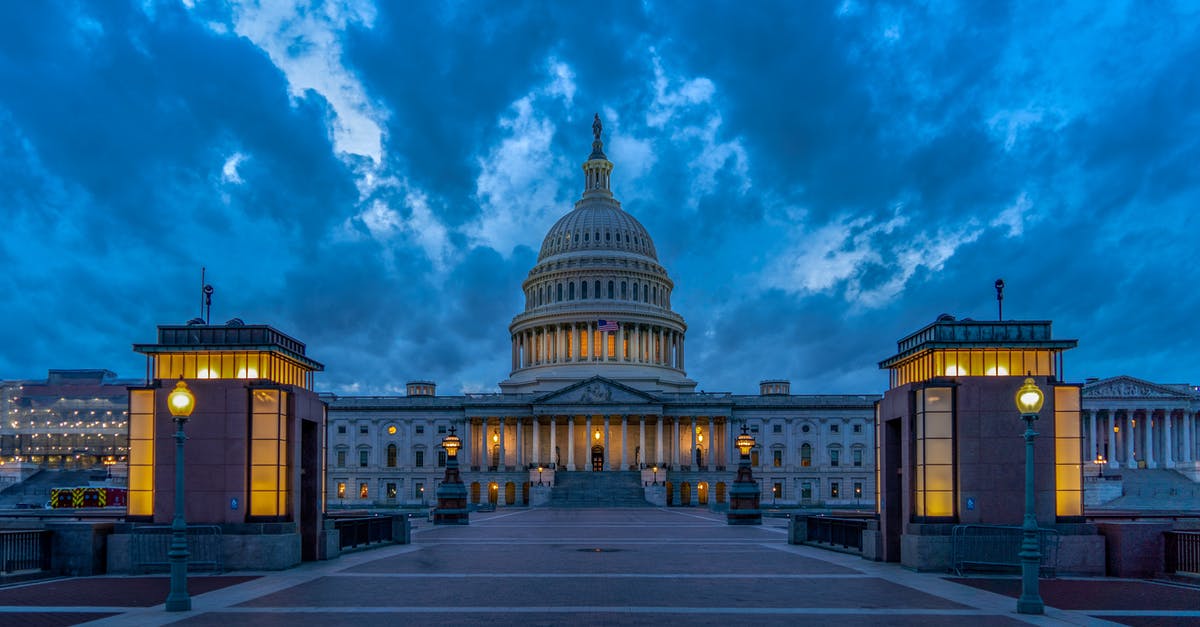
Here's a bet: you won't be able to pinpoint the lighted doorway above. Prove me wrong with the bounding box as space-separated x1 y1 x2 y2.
488 482 499 505
697 482 709 505
592 445 604 471
680 481 691 505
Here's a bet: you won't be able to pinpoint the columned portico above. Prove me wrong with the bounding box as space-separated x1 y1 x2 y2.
1082 376 1200 471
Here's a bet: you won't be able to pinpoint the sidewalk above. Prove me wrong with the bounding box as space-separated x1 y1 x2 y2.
0 508 1195 626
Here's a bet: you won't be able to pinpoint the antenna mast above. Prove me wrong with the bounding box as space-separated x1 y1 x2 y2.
200 268 214 324
994 278 1005 321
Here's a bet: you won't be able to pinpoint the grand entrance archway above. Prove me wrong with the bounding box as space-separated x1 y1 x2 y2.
591 445 604 471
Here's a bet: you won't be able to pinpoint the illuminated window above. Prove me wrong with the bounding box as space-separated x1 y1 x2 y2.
800 443 812 467
249 389 289 518
415 450 424 467
359 483 368 499
127 389 155 516
750 449 759 466
415 482 424 498
607 333 616 358
831 482 840 498
914 387 955 519
1055 386 1083 518
772 450 782 467
336 482 346 498
386 444 397 467
387 483 397 499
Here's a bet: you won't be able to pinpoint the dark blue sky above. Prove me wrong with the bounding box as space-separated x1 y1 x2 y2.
2 1 1198 394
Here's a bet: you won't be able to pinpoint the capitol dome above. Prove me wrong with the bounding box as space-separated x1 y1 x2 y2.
499 115 696 393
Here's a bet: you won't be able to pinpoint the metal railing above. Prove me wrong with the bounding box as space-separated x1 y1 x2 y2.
951 524 1059 577
1165 531 1200 576
333 516 393 550
806 516 869 551
0 530 52 574
130 525 223 573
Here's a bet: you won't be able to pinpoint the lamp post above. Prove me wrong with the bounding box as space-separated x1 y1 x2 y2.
652 465 659 486
537 466 544 486
165 378 195 612
434 426 468 525
1015 377 1045 615
727 425 761 525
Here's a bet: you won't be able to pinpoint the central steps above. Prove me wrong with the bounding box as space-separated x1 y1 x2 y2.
549 471 649 507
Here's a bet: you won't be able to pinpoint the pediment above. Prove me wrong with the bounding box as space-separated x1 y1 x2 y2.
1083 375 1195 400
535 377 659 405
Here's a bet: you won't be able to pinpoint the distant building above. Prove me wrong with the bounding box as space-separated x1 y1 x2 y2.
325 117 878 508
0 369 138 469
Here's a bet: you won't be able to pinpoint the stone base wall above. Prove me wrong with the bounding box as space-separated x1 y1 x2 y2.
1084 476 1123 506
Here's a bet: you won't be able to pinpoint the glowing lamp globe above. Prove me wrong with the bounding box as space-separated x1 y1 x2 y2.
1015 377 1044 416
167 379 195 418
441 428 462 458
735 426 756 457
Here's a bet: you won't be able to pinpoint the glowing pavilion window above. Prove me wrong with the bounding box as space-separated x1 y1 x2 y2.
1054 386 1083 518
914 387 954 519
249 389 289 518
153 352 309 389
127 389 155 517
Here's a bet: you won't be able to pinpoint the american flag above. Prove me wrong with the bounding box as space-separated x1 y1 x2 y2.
597 319 619 332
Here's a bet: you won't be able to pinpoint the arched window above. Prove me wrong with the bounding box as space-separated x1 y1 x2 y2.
582 281 588 299
608 281 614 298
538 287 543 306
557 283 563 302
584 232 590 242
605 231 611 241
652 286 658 305
632 282 639 302
386 444 397 467
569 282 575 300
800 443 812 467
595 280 601 297
621 281 627 299
643 284 648 302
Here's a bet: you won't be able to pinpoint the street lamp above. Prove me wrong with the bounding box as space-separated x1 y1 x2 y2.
1014 377 1045 615
165 378 195 612
652 465 659 486
727 425 761 525
537 466 544 486
434 426 468 525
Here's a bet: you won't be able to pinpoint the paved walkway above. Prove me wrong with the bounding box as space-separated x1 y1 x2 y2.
0 508 1197 626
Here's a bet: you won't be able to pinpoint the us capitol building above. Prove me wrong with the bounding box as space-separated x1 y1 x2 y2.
324 116 879 508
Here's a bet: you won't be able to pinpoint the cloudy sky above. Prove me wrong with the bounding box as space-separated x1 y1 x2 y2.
2 1 1198 395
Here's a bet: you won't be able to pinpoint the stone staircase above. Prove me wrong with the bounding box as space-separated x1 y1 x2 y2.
548 471 650 507
1091 468 1200 511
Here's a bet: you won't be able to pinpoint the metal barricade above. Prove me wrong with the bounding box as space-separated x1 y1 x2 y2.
951 524 1059 577
130 525 223 573
0 530 53 574
1165 531 1200 576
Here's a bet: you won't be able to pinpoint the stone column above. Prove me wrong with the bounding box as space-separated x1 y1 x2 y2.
618 324 625 361
517 418 524 468
1125 412 1136 469
532 418 540 466
679 336 685 369
1185 411 1195 462
586 323 594 361
688 417 695 467
620 416 628 470
1164 410 1175 468
1145 410 1156 468
604 415 611 471
672 418 680 467
585 414 592 467
656 417 664 466
1106 410 1117 467
632 324 640 363
659 327 666 364
639 416 646 469
567 417 576 470
499 418 507 470
511 336 517 371
481 418 489 468
1089 411 1099 462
